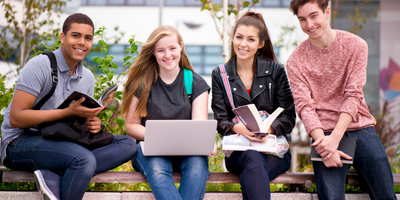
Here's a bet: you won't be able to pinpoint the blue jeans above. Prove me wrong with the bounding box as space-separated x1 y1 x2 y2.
131 143 209 200
313 126 397 200
225 149 291 200
5 134 136 200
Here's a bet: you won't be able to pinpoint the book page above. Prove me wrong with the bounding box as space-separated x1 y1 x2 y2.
262 107 284 131
98 84 118 108
232 104 264 132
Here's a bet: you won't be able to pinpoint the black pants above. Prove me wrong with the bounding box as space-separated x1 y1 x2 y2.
225 150 291 200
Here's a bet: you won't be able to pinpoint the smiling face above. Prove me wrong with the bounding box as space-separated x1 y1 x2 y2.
232 25 264 63
297 2 330 41
154 34 182 74
60 23 93 69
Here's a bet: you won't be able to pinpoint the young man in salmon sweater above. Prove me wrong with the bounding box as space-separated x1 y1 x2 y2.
286 0 397 199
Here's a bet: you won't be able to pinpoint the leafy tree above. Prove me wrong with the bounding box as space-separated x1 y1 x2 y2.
0 73 14 137
198 0 261 62
0 0 66 67
331 0 378 34
199 0 261 37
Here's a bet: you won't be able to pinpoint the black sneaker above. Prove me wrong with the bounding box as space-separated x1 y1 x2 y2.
34 169 59 200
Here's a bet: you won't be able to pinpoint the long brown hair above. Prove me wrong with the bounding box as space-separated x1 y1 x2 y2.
228 12 278 70
121 25 194 118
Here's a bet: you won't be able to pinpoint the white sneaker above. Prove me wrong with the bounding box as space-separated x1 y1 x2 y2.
33 170 58 200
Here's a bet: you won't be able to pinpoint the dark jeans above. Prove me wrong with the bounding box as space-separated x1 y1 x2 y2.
131 143 209 200
5 134 136 200
313 126 397 200
225 149 291 200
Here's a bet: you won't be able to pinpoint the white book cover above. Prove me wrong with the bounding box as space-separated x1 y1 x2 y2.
222 134 277 152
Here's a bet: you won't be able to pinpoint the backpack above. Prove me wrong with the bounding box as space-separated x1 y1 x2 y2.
183 68 193 103
32 52 58 110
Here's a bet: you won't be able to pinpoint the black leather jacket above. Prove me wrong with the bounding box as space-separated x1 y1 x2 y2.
211 56 296 142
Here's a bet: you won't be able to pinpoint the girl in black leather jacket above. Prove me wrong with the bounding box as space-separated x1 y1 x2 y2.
211 12 296 200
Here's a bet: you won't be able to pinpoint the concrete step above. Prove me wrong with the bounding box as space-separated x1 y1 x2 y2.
1 191 398 200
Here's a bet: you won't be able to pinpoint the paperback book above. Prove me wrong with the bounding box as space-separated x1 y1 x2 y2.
232 104 284 135
58 84 118 109
222 134 277 152
222 105 285 152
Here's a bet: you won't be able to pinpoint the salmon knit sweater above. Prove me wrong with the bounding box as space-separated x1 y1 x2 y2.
286 30 376 135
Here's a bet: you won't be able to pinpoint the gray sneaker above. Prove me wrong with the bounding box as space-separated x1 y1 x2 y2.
33 169 59 200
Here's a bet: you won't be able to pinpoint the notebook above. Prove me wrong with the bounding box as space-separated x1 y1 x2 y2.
310 137 356 164
140 120 217 156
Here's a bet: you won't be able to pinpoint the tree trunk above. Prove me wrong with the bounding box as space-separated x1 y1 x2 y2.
222 0 229 63
20 0 27 68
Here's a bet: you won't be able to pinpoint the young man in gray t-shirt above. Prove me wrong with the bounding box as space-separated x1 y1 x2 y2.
1 13 136 200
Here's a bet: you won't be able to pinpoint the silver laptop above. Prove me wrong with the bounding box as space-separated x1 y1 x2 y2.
140 120 217 156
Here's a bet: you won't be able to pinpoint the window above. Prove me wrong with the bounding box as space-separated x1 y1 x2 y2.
185 0 203 6
126 0 158 6
185 45 224 75
86 0 106 5
256 0 280 7
282 0 291 7
331 0 380 105
81 0 289 7
109 0 125 5
85 45 279 75
164 0 184 6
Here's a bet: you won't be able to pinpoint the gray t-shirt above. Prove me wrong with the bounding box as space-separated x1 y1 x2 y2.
1 48 95 162
139 68 210 126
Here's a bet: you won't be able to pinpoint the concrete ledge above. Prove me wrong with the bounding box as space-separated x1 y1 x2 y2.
0 191 399 200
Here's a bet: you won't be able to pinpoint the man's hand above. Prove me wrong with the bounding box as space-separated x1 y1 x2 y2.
313 113 352 159
85 117 102 133
322 150 352 168
312 135 341 159
69 97 104 134
67 97 104 118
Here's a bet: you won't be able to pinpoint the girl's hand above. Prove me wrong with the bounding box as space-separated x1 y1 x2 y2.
231 124 263 141
208 143 218 157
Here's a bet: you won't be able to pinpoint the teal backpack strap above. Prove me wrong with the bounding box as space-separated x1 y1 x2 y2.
183 68 193 103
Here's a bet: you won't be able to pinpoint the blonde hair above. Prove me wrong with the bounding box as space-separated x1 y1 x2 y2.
121 25 194 118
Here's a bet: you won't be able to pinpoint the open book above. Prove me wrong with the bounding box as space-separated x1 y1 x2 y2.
222 134 277 152
58 84 118 109
232 104 284 135
310 137 356 164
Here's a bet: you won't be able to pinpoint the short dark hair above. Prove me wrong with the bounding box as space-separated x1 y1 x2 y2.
289 0 330 16
62 13 94 34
